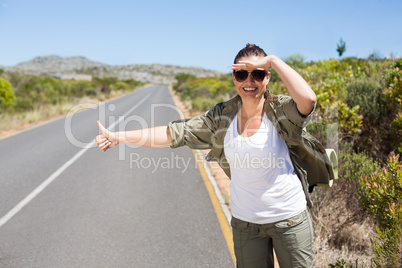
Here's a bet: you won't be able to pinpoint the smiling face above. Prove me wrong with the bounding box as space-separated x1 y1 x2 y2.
232 55 270 103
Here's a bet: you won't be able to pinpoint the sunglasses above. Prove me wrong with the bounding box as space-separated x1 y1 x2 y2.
233 70 268 82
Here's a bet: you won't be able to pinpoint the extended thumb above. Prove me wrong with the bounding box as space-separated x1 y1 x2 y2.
97 121 107 135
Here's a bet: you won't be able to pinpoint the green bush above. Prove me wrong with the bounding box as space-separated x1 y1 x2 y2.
112 81 130 91
383 59 402 153
43 83 60 104
360 152 402 267
391 112 402 152
173 73 196 91
384 60 402 112
0 77 15 109
346 79 385 118
209 80 232 96
69 81 94 98
93 77 117 94
14 98 34 112
123 79 145 89
191 97 217 112
337 101 363 137
84 88 98 97
174 74 236 114
339 143 380 182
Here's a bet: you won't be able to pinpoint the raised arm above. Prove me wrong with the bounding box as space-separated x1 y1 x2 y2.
233 55 316 115
95 121 171 152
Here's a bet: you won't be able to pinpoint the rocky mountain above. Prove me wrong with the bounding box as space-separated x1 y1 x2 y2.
1 55 224 84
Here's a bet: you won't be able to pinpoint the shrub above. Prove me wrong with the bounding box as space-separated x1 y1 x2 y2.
383 59 402 153
359 152 402 267
391 112 402 152
309 101 363 143
0 77 15 108
84 88 98 97
209 81 232 96
123 79 145 89
14 98 34 112
383 59 402 110
93 77 117 94
43 83 60 104
337 101 363 138
68 81 94 98
173 73 196 91
191 97 216 112
346 79 385 118
112 81 130 91
340 144 380 182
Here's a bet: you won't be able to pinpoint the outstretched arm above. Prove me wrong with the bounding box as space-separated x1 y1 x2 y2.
95 121 171 152
232 55 316 115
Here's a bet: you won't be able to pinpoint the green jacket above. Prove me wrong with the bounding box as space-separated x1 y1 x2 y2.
168 92 337 208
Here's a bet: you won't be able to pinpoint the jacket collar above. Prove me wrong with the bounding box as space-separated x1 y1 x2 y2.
220 90 276 118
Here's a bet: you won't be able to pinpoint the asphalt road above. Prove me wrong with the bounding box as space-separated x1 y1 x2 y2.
0 86 234 267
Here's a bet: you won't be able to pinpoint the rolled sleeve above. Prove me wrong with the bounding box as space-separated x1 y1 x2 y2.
168 119 186 148
168 112 215 150
281 96 315 128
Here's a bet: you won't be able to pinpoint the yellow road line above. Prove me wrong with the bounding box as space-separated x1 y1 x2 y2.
192 150 236 265
168 86 235 265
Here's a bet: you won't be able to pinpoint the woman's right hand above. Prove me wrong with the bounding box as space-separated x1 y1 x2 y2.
95 121 118 152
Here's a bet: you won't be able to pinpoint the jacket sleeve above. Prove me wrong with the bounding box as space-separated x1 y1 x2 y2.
279 95 314 128
168 109 217 150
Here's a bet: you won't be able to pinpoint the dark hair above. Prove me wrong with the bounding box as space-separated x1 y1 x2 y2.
233 43 267 64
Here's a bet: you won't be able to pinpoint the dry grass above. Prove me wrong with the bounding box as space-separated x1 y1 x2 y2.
310 181 376 267
0 100 89 137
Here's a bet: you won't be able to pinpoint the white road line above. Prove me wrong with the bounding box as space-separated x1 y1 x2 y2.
0 93 151 228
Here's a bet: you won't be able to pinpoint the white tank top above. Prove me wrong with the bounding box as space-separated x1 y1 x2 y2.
224 113 306 224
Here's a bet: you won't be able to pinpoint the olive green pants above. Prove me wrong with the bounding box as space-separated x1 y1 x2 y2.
231 209 313 268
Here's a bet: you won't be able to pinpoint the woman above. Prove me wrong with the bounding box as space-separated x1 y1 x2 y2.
96 44 331 267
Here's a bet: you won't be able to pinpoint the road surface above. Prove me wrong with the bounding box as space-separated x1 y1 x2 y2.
0 86 234 267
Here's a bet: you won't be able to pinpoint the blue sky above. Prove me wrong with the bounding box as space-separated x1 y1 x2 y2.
0 0 401 72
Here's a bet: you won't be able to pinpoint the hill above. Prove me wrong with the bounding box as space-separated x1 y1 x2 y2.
1 56 223 84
